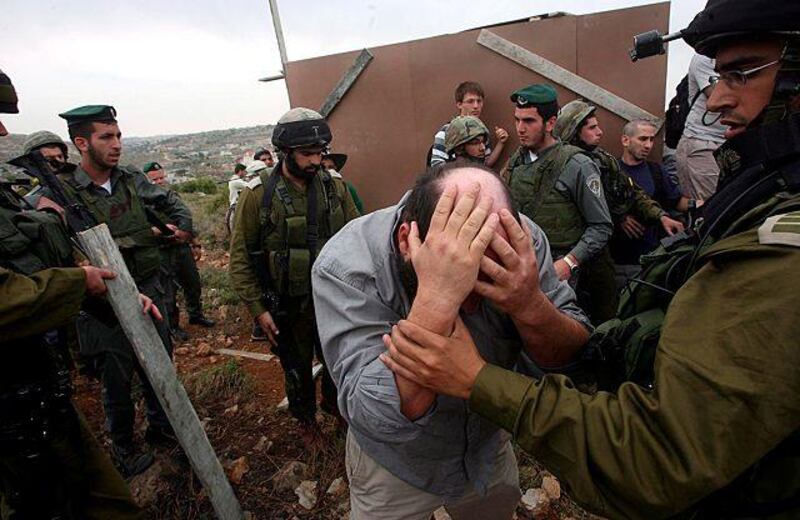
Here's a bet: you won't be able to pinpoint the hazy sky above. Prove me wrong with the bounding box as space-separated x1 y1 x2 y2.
2 0 705 138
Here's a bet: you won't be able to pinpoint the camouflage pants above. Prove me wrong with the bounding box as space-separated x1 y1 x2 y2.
273 298 338 423
0 405 143 520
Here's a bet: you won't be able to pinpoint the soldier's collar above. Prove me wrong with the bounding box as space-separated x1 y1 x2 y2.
73 164 121 189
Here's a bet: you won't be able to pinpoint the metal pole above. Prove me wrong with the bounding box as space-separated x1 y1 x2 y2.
268 0 288 73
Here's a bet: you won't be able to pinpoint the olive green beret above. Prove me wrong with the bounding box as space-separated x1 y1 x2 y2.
58 105 117 127
510 84 558 107
142 161 162 173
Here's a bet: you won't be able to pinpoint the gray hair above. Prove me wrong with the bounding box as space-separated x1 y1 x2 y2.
622 119 658 137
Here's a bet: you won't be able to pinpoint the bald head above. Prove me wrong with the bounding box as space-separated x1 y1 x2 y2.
400 162 515 241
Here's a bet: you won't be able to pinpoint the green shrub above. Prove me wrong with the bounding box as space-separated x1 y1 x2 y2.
175 177 218 195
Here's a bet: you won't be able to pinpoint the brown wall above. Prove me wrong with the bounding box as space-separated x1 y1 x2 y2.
286 3 669 212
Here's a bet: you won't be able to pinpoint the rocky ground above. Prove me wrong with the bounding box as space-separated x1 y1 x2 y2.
71 192 603 520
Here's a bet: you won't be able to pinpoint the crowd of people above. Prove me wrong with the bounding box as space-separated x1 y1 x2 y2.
1 0 799 518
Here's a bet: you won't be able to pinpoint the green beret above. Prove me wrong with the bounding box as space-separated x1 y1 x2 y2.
143 161 162 173
510 84 558 107
58 105 117 127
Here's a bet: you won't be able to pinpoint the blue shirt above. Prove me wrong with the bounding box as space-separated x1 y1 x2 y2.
311 195 589 498
614 160 682 264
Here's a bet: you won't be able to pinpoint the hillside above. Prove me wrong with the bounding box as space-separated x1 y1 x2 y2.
0 124 274 182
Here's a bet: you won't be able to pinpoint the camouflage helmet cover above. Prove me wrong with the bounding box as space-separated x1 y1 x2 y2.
553 100 596 143
445 116 490 154
271 107 332 150
22 130 68 156
0 69 18 114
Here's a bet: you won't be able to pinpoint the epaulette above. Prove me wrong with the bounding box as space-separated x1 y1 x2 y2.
247 176 263 189
758 211 800 247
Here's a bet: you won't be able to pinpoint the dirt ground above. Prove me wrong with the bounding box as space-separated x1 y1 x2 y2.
72 228 600 520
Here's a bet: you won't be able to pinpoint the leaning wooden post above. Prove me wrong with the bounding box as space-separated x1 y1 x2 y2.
77 223 243 520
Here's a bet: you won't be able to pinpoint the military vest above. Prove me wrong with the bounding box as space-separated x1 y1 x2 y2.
0 189 74 275
58 167 160 282
507 143 586 252
258 169 346 298
591 148 635 221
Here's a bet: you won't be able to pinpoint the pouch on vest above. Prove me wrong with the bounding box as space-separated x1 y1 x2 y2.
268 250 288 294
287 248 311 297
285 215 307 248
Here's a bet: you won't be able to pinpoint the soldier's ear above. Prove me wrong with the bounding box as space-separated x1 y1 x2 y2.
73 136 89 153
545 116 557 133
396 222 412 261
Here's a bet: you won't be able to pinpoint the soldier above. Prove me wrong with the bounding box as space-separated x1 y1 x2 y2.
21 130 70 173
144 161 215 342
46 105 193 477
0 69 146 519
381 1 800 517
321 152 364 215
443 115 491 164
229 108 359 443
553 101 684 321
254 147 275 168
502 84 613 322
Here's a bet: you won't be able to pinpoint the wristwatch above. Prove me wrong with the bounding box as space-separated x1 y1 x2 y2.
563 254 580 275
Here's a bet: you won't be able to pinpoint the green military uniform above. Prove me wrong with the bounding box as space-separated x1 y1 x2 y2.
230 164 359 421
553 99 667 324
0 184 142 519
53 162 192 448
466 3 800 517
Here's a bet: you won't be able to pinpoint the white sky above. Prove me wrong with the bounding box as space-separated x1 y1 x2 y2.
2 0 705 138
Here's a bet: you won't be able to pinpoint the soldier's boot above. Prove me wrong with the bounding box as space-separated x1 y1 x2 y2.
171 326 190 342
111 443 154 479
145 423 179 447
188 315 216 328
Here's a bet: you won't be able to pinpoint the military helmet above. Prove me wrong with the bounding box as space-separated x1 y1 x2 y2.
0 69 18 114
553 100 596 143
445 116 490 154
22 130 68 156
682 0 800 58
271 107 331 150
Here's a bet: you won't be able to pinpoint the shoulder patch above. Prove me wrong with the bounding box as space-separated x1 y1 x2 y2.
247 176 262 189
586 174 603 198
758 212 800 247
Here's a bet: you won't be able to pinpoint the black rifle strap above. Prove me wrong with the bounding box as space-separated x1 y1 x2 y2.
306 178 319 261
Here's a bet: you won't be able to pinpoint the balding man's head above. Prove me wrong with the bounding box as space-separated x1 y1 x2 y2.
400 161 516 241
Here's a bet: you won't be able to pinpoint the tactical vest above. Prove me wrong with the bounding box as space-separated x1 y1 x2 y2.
591 148 635 221
59 168 160 282
588 113 800 518
507 143 586 252
0 190 74 275
258 169 346 298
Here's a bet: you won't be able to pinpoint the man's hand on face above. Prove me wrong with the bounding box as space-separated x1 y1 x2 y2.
474 209 544 319
620 214 646 239
380 317 486 400
409 182 499 320
660 215 684 236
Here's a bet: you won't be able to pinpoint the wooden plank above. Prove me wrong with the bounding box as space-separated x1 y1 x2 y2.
319 49 374 119
477 29 662 128
77 224 243 520
218 348 275 362
268 0 288 71
277 364 323 410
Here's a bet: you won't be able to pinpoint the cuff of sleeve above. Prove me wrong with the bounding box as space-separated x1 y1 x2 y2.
469 364 536 434
569 245 588 265
248 300 267 318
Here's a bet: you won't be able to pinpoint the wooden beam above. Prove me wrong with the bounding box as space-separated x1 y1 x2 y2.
477 29 662 128
319 49 374 119
218 348 275 362
77 224 243 520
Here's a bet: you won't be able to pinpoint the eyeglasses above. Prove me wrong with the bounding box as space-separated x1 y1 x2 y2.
709 58 781 89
